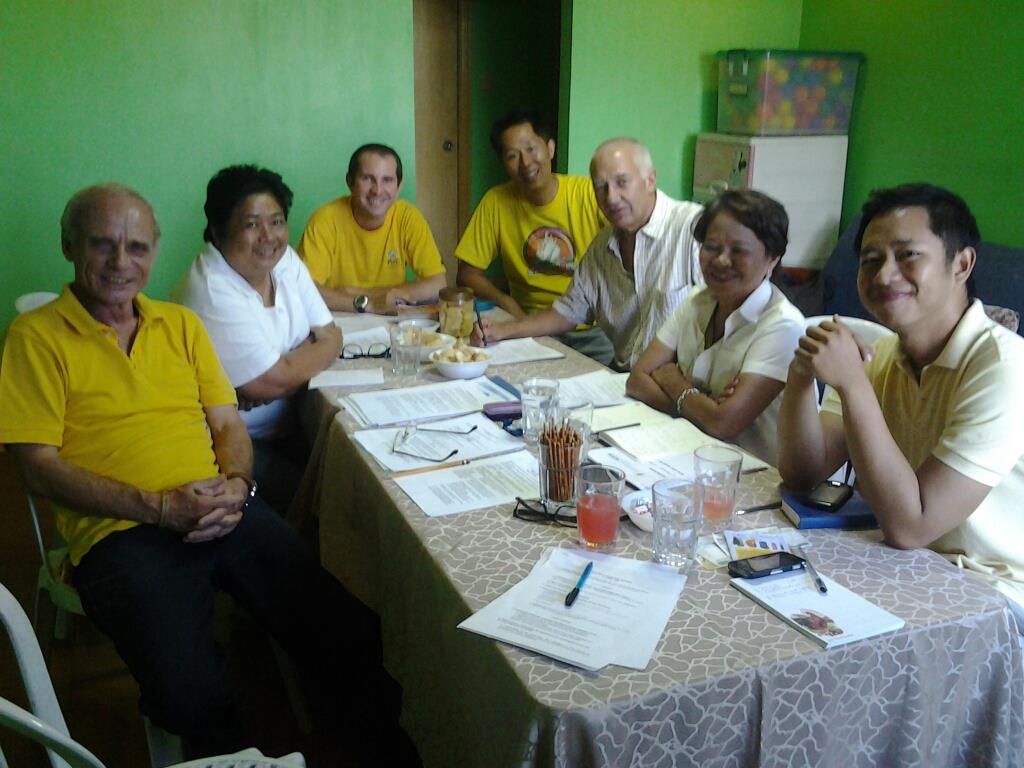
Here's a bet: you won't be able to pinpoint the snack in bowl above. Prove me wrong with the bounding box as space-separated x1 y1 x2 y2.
431 340 491 379
418 331 455 361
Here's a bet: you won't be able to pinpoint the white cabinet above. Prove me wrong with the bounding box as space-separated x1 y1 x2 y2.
692 133 849 269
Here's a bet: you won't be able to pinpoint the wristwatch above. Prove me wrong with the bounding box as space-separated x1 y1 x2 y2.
226 472 258 508
676 387 701 415
354 294 369 313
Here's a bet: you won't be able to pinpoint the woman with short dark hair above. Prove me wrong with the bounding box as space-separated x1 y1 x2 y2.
174 164 341 514
626 190 804 464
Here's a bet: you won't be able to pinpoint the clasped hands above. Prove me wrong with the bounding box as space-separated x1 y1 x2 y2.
158 475 249 543
791 315 875 390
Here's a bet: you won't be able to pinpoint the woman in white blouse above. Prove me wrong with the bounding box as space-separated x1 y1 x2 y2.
626 190 804 464
175 165 342 513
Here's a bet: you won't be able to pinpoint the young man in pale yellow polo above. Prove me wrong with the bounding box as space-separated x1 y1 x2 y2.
777 183 1024 628
298 143 446 314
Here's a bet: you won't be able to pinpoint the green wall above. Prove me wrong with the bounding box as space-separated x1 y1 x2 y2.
562 0 803 197
0 0 415 330
800 0 1024 248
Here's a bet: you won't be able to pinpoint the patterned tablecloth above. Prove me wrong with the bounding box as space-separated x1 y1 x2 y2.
306 335 1024 768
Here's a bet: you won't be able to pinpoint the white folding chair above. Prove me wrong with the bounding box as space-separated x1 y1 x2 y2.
0 581 305 768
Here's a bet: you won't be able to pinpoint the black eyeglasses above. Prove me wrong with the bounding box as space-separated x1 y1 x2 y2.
512 497 577 528
342 343 390 360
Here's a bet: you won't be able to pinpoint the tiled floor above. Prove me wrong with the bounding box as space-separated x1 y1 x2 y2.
0 452 327 767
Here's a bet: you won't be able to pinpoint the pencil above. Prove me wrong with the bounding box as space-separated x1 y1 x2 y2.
390 459 470 479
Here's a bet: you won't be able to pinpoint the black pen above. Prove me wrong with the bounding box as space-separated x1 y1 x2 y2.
475 307 487 346
564 561 593 607
802 553 828 594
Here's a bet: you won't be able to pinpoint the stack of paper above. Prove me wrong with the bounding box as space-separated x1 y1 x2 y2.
459 548 687 670
342 325 391 349
343 378 515 426
731 571 905 648
602 419 768 472
332 312 391 335
482 337 565 366
591 401 674 433
392 451 538 516
353 413 524 472
556 370 630 407
309 367 385 389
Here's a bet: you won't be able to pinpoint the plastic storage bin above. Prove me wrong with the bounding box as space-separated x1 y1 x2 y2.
717 49 863 136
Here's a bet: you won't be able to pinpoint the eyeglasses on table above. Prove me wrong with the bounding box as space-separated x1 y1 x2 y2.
341 342 390 359
512 497 578 527
391 422 478 463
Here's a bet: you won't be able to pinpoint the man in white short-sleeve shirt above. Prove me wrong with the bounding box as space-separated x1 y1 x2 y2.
778 184 1024 616
473 138 703 370
656 279 804 463
174 244 333 439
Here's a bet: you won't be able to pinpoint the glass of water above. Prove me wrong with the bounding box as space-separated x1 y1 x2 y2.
520 378 559 445
390 322 422 385
651 478 704 569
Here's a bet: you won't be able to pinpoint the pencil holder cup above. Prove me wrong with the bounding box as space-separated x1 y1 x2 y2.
538 441 582 506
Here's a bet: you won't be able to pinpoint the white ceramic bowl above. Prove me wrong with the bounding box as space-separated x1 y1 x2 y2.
418 332 455 362
430 347 491 379
400 318 439 332
622 489 654 532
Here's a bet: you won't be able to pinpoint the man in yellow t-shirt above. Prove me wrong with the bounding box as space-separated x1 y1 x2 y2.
0 185 418 761
298 143 447 314
455 110 611 362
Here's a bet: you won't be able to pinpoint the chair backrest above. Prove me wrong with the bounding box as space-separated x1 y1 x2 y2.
804 314 895 347
14 292 59 315
0 581 80 768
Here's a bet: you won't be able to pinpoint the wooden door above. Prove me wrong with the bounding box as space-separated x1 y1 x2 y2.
413 0 471 286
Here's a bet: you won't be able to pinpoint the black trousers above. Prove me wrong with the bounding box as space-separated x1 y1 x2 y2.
74 497 418 763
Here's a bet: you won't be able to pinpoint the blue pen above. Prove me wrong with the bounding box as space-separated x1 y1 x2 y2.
564 561 593 607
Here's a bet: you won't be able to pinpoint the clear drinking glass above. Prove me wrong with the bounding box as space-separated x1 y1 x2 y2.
576 465 625 550
693 445 742 532
390 322 422 385
552 400 593 459
651 478 704 569
521 378 559 445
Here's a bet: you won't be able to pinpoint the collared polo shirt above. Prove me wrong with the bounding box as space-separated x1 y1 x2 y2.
656 280 804 464
553 190 704 369
823 300 1024 607
0 286 237 564
173 243 333 439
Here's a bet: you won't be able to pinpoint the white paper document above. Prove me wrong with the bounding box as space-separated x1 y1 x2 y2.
556 370 630 407
482 337 565 366
393 450 539 516
459 547 687 671
343 378 515 427
602 419 768 472
342 325 392 350
591 401 674 433
332 312 392 335
731 571 904 648
588 446 695 489
309 367 385 389
353 413 524 472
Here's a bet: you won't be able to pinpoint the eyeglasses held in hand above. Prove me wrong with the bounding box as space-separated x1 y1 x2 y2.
341 343 390 360
512 497 577 528
390 423 477 463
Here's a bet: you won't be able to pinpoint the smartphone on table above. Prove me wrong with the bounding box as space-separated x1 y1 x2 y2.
728 552 806 579
804 480 853 510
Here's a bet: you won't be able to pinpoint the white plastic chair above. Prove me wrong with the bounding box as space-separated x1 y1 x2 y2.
0 581 305 768
14 292 59 315
803 314 894 346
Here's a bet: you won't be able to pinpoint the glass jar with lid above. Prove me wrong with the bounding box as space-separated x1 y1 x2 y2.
438 286 476 340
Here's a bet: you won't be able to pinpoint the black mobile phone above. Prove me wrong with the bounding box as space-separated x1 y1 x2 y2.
728 551 806 579
804 480 853 511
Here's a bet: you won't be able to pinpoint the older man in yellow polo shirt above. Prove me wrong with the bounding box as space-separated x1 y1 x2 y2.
0 184 419 764
298 143 447 315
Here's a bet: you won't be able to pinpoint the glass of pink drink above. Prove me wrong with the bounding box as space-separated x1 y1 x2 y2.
576 465 625 550
694 445 743 532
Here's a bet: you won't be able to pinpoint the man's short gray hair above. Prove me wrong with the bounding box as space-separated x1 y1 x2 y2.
60 183 160 246
591 137 654 178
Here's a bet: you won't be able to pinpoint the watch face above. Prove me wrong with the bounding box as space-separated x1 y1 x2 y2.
355 295 369 312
